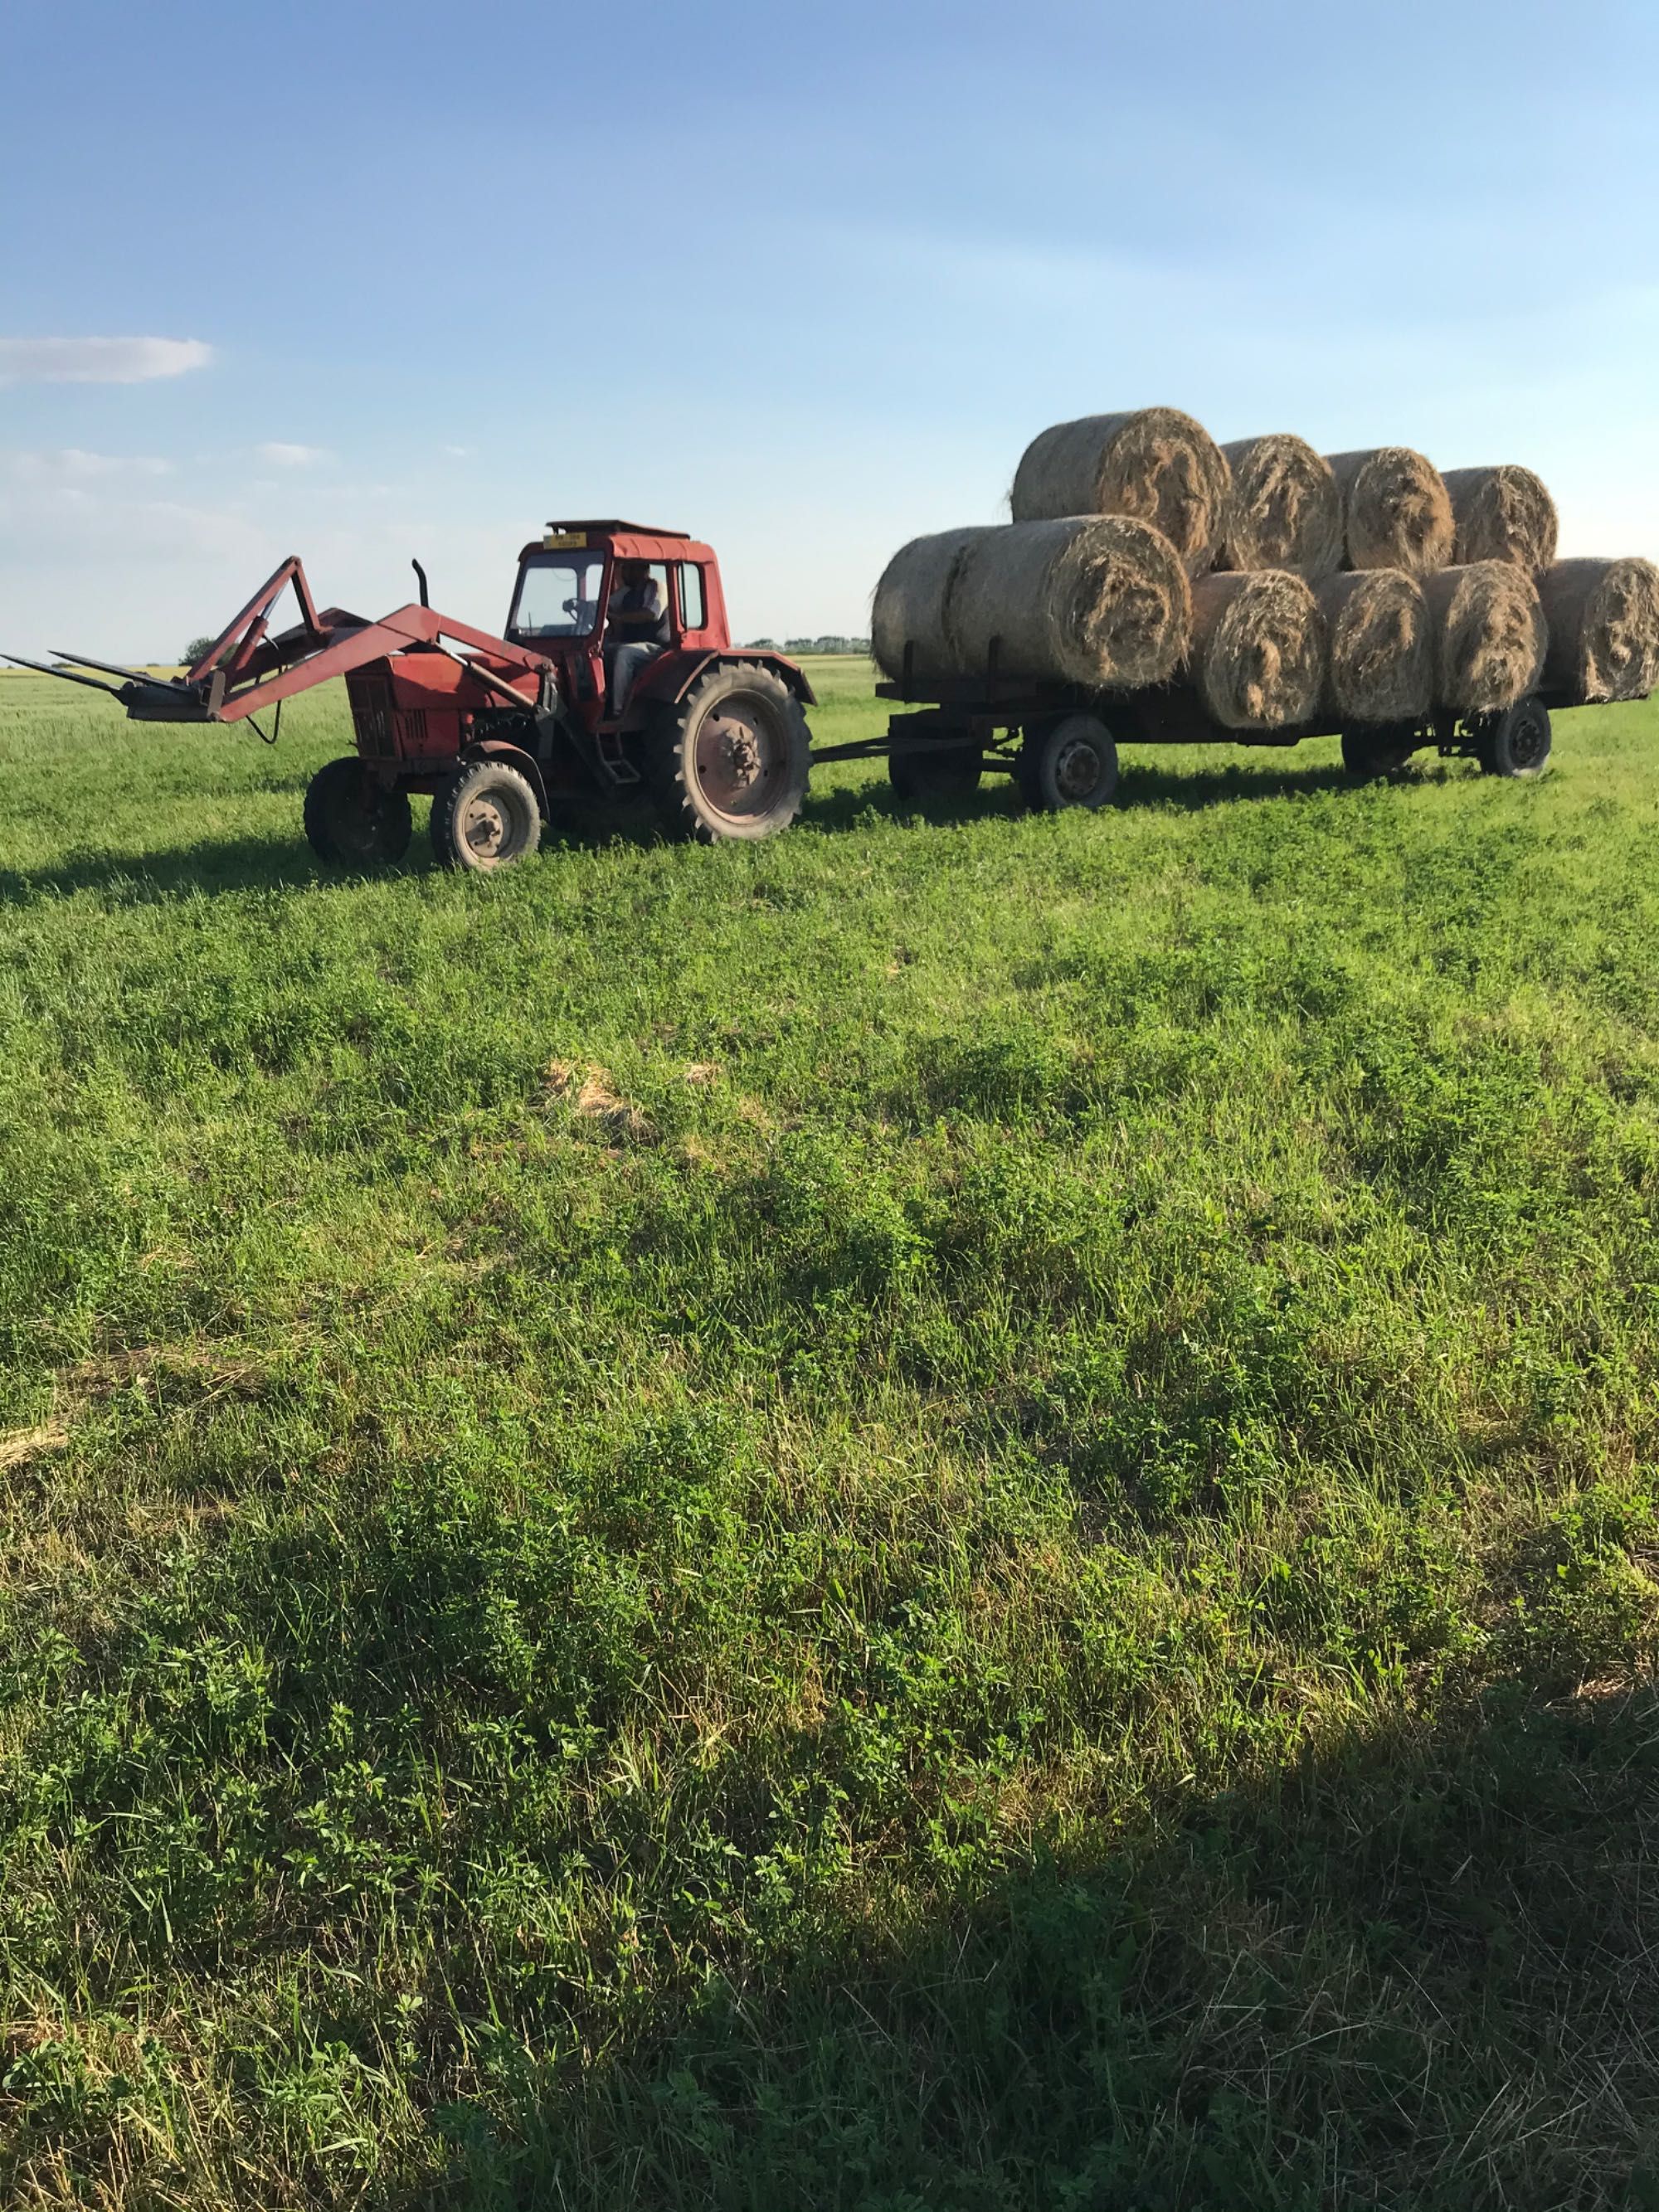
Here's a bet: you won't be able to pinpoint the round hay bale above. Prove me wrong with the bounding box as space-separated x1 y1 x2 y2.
870 527 999 683
1326 447 1454 576
1423 562 1547 714
1010 409 1230 577
1219 435 1343 580
1316 570 1432 725
1441 464 1559 571
1539 557 1659 703
871 518 1191 690
1187 571 1326 731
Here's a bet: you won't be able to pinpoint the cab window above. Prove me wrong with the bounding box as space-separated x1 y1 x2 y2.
510 555 606 638
678 562 706 630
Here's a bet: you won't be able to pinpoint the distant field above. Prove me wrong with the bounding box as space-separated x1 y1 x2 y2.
3 664 1659 2210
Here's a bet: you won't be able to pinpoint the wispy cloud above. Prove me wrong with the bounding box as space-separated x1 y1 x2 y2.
1 448 173 482
255 441 327 468
0 337 213 386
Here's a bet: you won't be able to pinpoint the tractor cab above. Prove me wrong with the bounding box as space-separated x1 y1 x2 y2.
505 522 728 732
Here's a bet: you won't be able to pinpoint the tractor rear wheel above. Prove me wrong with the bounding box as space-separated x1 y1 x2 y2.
648 664 810 842
431 758 542 872
304 757 412 866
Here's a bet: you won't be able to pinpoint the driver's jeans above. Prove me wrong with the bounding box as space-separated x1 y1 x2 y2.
607 643 661 717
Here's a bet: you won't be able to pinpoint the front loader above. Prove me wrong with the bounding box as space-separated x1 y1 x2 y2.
5 523 819 867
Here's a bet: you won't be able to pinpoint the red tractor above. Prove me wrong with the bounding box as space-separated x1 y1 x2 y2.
7 523 817 868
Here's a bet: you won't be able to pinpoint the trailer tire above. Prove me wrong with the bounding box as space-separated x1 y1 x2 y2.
303 757 412 867
1340 727 1417 780
1477 696 1551 778
1018 714 1119 812
648 663 810 843
888 741 983 805
431 758 542 872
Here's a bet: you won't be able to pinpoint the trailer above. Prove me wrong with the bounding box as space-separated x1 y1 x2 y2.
832 638 1559 814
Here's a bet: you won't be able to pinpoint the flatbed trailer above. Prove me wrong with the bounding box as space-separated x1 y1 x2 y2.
816 639 1562 808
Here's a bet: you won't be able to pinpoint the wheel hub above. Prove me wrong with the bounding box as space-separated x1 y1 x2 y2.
1053 738 1101 801
461 797 508 857
696 705 776 815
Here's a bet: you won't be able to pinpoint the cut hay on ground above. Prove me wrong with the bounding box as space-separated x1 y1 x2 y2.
1317 570 1433 725
1186 571 1326 731
1010 410 1230 577
1326 447 1454 576
872 518 1191 691
1442 465 1559 572
1423 562 1548 713
1219 435 1343 580
1539 557 1659 704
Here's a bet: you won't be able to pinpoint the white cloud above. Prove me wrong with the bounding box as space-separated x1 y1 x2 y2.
2 448 172 482
0 337 213 386
255 441 327 468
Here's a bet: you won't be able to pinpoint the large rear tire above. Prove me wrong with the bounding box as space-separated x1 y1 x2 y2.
303 757 412 867
431 758 542 872
648 664 810 843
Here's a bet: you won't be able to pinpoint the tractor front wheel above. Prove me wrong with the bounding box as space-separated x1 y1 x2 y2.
431 758 543 872
648 664 810 843
304 758 412 867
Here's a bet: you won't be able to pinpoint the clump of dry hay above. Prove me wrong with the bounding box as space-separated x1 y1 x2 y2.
1441 464 1559 571
1316 569 1433 724
1186 571 1326 731
873 517 1191 691
1219 435 1343 579
1539 557 1659 703
1423 562 1547 712
1326 447 1454 576
1010 409 1230 577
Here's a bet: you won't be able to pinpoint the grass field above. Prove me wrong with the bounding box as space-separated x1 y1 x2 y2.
2 659 1659 2210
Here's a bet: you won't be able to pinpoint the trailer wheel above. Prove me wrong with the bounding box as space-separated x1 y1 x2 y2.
1477 696 1552 778
888 742 984 805
1018 715 1119 812
649 664 810 843
432 758 542 872
1340 727 1417 779
303 757 412 866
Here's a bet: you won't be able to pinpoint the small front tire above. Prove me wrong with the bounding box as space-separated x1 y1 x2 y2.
1477 696 1551 778
1018 714 1118 811
432 758 543 872
303 757 412 867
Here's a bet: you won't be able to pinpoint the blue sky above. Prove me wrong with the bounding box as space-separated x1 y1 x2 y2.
2 0 1657 657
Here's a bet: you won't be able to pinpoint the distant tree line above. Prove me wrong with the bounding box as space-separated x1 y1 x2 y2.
745 636 872 655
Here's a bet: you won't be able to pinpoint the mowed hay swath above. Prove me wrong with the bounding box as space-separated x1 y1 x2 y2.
1317 569 1433 725
873 518 1192 691
1442 465 1559 572
1219 435 1343 580
1423 562 1547 713
1326 447 1454 576
1187 571 1326 731
1010 410 1231 577
1540 557 1659 703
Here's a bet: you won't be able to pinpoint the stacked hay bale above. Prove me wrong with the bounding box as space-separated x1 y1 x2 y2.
870 405 1659 763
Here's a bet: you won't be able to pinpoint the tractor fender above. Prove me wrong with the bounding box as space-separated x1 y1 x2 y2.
642 650 817 710
463 738 551 817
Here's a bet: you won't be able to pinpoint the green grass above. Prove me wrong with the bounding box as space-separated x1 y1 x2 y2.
2 659 1659 2210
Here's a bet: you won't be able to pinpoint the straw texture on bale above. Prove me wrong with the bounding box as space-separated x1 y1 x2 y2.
1010 409 1230 577
1219 435 1343 580
1316 570 1433 725
1326 447 1454 576
1539 557 1659 703
872 517 1191 691
1441 464 1559 572
1423 562 1547 714
1186 571 1326 731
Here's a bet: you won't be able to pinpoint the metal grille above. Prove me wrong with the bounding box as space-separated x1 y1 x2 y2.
394 709 428 751
349 678 395 756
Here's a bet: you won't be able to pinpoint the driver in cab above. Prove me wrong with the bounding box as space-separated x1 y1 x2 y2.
604 560 669 718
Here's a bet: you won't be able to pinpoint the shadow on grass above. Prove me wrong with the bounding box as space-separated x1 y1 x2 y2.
414 1682 1659 2212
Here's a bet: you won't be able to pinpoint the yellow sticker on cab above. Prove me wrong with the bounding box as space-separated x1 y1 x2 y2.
542 531 587 550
